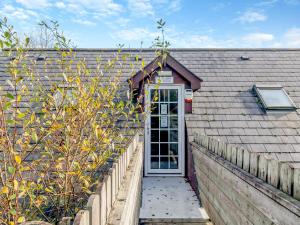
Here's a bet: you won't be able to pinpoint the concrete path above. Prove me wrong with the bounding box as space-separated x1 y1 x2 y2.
139 177 210 224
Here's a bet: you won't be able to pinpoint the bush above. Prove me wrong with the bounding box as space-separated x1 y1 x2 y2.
0 18 141 224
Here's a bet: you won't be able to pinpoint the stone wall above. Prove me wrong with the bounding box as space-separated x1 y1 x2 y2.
192 133 300 225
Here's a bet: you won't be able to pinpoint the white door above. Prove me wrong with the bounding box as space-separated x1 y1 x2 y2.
145 84 185 176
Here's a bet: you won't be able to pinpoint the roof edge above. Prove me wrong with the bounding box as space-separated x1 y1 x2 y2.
5 48 300 52
129 54 202 91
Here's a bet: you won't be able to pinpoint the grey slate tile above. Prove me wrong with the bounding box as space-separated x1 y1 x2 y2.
2 49 300 156
270 128 285 136
217 129 232 135
249 144 267 153
290 153 300 161
226 136 242 144
276 153 293 161
257 129 273 136
265 144 282 153
244 129 259 135
205 128 219 136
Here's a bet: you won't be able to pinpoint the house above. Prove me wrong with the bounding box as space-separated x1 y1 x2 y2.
1 48 300 224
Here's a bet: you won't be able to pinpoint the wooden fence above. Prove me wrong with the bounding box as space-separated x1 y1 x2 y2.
194 133 300 201
72 132 142 225
192 133 300 225
24 132 143 225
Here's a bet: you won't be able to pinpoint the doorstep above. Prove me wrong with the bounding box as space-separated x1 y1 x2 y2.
139 177 211 225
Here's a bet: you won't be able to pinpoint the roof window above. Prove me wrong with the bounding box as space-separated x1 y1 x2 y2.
253 84 296 111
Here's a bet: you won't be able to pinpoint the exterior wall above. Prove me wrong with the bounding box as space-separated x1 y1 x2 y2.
191 135 300 225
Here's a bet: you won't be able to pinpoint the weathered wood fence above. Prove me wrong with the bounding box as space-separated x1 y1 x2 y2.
192 132 300 225
194 133 300 200
72 132 143 225
25 132 143 225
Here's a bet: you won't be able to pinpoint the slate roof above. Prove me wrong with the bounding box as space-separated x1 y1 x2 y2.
1 48 300 162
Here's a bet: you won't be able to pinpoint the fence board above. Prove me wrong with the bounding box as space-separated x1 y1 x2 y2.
193 133 300 209
67 132 142 225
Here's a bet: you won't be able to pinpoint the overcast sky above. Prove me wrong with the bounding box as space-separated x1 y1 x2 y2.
1 0 300 48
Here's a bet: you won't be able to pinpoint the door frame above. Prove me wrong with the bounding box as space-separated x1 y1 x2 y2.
144 84 185 176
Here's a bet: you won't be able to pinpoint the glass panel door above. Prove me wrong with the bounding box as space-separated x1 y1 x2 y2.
145 85 184 176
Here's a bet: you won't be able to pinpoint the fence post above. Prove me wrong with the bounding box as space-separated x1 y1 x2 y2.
242 149 250 172
111 165 117 204
225 144 232 161
100 180 107 225
293 165 300 201
267 159 280 188
230 146 237 165
258 155 268 182
73 210 89 225
280 163 294 195
86 194 100 225
106 171 112 214
249 152 258 177
236 147 244 169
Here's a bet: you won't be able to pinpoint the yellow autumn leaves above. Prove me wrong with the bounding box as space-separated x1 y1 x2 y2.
8 216 25 225
1 186 9 194
14 155 21 165
0 17 142 225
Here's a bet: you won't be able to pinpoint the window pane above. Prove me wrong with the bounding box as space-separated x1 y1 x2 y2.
151 103 159 115
151 116 159 128
151 90 159 102
170 116 178 128
170 157 178 169
170 144 178 155
151 144 159 155
259 89 294 108
169 89 178 102
170 103 178 114
160 143 168 155
170 130 178 142
160 130 168 142
151 157 159 169
151 130 159 142
160 89 168 102
160 157 168 169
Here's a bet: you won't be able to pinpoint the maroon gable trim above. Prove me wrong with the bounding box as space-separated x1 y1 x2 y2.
128 54 203 91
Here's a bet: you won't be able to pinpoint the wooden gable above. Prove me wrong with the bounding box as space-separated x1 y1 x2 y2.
128 54 202 91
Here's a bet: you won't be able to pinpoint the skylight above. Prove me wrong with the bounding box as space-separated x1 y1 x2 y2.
253 84 296 111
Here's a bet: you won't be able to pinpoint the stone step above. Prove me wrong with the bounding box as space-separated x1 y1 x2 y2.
139 218 213 225
139 177 211 225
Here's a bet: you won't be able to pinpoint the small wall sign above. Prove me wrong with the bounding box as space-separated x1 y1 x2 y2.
155 76 174 84
158 71 172 77
184 89 193 103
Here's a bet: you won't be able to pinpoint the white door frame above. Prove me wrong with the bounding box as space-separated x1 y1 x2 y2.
144 84 185 176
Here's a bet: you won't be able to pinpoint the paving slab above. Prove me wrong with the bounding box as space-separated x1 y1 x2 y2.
139 177 210 222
